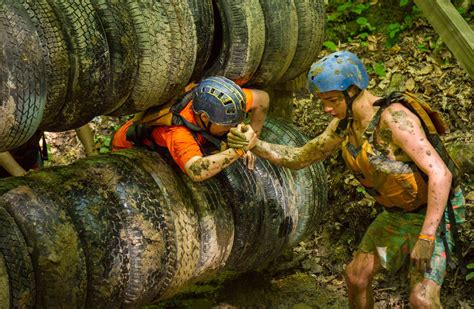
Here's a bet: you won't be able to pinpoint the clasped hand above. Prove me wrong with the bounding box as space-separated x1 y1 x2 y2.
227 124 257 151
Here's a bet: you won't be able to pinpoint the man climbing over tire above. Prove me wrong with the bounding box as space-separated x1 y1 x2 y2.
227 51 465 308
112 76 270 182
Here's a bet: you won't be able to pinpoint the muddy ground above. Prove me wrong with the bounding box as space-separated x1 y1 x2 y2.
43 8 474 309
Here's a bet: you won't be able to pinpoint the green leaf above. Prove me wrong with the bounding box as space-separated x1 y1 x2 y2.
467 263 474 269
323 41 338 52
103 136 111 147
372 63 386 77
337 2 353 12
467 272 474 281
358 32 369 39
99 146 110 154
352 4 368 14
328 12 342 22
418 43 429 52
356 17 368 26
400 0 409 7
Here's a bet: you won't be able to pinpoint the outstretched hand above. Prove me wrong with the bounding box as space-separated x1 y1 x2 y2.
227 124 257 150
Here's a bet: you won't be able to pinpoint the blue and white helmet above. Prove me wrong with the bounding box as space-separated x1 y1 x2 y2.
307 51 369 93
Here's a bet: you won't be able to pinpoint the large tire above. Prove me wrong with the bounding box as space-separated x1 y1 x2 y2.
188 0 214 82
204 0 265 85
45 0 110 131
0 1 46 152
0 252 10 308
109 0 196 116
113 151 201 303
1 186 87 308
278 0 325 83
90 0 140 114
248 0 298 85
0 206 35 308
22 0 69 130
260 118 328 246
217 161 266 271
27 160 131 308
179 175 234 278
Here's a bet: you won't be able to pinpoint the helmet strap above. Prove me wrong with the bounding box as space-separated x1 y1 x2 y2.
336 88 361 137
342 90 354 121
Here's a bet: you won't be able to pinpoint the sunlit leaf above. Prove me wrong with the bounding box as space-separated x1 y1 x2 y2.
323 41 338 52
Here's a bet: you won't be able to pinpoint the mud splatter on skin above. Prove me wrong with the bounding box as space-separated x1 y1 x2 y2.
389 109 415 134
189 159 211 177
426 150 431 156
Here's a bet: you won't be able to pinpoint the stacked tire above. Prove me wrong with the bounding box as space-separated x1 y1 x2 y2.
0 0 325 152
0 118 326 307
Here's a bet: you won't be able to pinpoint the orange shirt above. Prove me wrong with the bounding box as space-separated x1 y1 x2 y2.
112 88 254 173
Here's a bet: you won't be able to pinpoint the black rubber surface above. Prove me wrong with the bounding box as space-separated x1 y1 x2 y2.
45 0 110 131
205 0 265 85
248 0 298 85
0 206 35 308
278 0 326 83
0 1 46 152
22 0 69 130
1 186 87 308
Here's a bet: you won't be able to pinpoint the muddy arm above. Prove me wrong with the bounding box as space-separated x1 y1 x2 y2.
252 118 343 170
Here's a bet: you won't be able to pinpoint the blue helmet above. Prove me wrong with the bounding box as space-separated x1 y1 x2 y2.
307 51 369 93
192 76 247 126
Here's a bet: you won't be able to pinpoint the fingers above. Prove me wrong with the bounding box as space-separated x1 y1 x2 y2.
243 152 255 170
247 151 255 170
228 141 248 149
228 128 247 141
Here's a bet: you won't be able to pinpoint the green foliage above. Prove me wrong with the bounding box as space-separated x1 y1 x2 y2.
467 263 474 281
371 63 386 78
323 41 338 52
325 0 422 49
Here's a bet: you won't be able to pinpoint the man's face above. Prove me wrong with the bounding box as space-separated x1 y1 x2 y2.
209 123 235 136
317 91 347 119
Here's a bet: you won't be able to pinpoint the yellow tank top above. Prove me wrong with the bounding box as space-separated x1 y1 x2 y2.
341 108 428 211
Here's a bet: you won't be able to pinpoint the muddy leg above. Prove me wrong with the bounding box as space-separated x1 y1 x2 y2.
344 252 381 309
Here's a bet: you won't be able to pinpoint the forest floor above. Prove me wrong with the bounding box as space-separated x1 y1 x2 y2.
44 5 473 309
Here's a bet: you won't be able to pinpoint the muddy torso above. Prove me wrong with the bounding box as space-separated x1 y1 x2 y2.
342 106 428 211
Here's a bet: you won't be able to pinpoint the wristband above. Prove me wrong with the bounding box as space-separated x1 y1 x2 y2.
418 233 435 242
234 149 246 157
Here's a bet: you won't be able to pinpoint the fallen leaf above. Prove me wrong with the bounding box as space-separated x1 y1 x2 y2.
405 78 415 91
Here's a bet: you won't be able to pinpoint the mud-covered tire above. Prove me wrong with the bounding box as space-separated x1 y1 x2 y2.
113 150 201 303
248 0 298 85
1 186 87 308
90 0 140 114
44 0 110 131
0 1 46 152
0 252 10 308
278 0 325 83
179 175 234 277
260 118 328 246
205 0 265 85
0 206 35 308
188 0 214 82
217 161 266 271
109 0 196 116
27 161 131 308
22 0 69 130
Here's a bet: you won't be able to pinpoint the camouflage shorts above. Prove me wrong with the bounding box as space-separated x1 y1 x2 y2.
358 188 465 285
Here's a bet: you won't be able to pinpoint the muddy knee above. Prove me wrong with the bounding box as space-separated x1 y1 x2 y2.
344 261 372 290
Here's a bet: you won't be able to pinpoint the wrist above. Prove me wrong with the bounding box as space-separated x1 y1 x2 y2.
418 233 435 243
234 148 246 157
